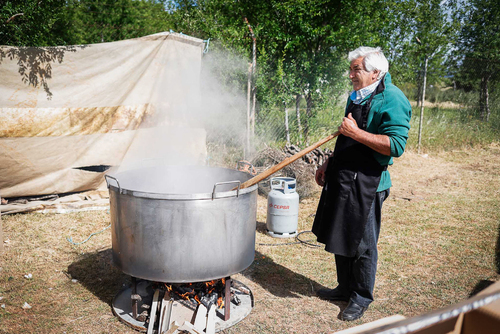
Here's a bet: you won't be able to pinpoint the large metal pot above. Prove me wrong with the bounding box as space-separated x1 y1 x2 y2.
105 165 258 283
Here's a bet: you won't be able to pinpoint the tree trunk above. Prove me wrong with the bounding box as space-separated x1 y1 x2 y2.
416 72 422 108
244 17 257 142
480 76 485 120
485 77 490 122
284 101 290 146
295 94 303 144
304 92 313 146
251 33 257 130
418 56 428 154
246 62 252 158
480 75 491 122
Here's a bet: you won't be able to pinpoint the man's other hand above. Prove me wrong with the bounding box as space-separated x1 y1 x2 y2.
315 160 328 186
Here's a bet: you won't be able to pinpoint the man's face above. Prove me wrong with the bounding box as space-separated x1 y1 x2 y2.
349 57 379 91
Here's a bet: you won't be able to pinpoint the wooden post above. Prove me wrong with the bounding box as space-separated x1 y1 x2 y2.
284 101 290 146
244 17 256 144
295 94 303 144
251 35 256 139
224 277 231 321
246 62 252 159
418 55 428 154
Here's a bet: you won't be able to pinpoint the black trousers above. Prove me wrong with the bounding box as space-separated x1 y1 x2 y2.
334 189 389 308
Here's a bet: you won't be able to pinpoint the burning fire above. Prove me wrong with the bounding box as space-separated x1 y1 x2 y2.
161 278 226 309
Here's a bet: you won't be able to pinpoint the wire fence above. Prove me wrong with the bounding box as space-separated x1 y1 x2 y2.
233 58 500 164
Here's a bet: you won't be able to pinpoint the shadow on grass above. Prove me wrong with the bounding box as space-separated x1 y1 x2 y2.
469 280 496 297
240 249 347 318
240 249 329 299
256 221 267 235
251 222 343 306
67 248 129 305
66 235 343 312
469 225 500 297
67 247 329 303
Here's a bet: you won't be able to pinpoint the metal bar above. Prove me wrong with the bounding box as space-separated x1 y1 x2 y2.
131 277 138 320
224 276 231 321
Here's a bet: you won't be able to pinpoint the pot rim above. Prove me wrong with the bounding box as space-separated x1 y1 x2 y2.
107 184 257 200
105 165 258 200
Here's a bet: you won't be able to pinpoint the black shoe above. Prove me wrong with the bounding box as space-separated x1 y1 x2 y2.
316 287 349 301
341 300 367 321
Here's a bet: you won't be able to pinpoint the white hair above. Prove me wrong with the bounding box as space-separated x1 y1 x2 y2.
348 46 388 80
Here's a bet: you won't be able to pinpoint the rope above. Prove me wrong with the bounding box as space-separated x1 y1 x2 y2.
257 230 322 248
296 230 322 248
203 38 210 54
66 224 111 245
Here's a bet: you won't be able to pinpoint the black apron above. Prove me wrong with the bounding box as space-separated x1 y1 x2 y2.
312 80 386 257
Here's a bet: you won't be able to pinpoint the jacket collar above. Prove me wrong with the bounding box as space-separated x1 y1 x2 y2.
350 72 389 103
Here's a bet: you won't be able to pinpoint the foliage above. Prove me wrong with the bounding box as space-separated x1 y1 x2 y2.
0 0 172 47
0 0 498 152
0 0 66 46
454 0 500 122
382 0 461 91
53 0 171 45
168 0 401 144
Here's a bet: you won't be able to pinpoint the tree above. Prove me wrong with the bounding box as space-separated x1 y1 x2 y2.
169 0 391 144
0 0 66 46
0 1 173 100
53 0 171 45
456 0 500 122
381 0 460 99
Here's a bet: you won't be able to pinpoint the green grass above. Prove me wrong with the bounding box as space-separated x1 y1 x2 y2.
407 105 500 152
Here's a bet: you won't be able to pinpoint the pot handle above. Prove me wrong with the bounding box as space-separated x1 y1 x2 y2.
212 181 241 200
104 175 122 194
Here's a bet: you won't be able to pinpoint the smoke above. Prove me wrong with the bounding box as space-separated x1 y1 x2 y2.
117 38 250 176
198 48 249 146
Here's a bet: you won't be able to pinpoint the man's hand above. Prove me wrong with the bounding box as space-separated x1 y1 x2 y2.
315 159 328 187
338 113 360 139
338 112 391 156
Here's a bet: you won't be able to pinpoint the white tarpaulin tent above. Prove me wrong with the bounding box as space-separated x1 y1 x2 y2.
0 32 207 199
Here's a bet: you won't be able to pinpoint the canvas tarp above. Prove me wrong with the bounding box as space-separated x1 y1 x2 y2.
0 33 207 199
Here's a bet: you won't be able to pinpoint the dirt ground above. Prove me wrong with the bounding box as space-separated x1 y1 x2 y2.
1 145 499 334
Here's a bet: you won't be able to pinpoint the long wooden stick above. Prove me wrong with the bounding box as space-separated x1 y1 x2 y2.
237 131 340 190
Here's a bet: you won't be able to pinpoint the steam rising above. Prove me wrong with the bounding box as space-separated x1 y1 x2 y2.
116 41 250 192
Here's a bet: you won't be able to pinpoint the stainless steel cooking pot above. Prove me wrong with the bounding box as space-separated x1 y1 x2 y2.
105 165 258 283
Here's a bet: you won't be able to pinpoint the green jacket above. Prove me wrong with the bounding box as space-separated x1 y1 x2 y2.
345 72 412 191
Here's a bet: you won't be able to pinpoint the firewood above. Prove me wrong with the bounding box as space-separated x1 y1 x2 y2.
177 321 203 334
163 321 180 334
159 294 173 334
137 310 148 322
193 304 207 330
205 305 216 334
147 289 160 334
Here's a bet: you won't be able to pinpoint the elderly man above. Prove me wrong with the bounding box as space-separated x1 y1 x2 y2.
312 46 411 321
